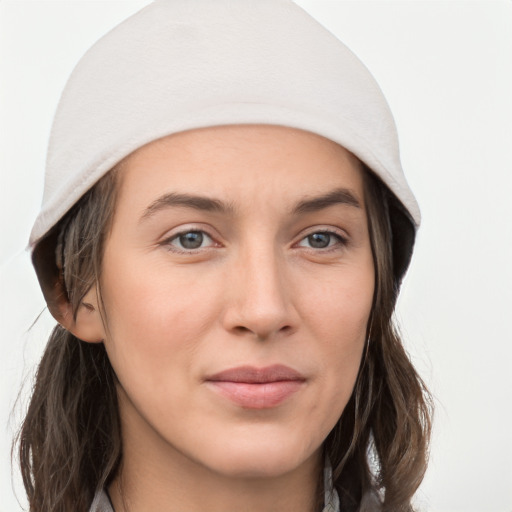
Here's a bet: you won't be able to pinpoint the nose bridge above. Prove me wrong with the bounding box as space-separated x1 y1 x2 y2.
224 236 294 338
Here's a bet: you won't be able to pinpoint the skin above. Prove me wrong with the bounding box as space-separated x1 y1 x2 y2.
74 125 375 512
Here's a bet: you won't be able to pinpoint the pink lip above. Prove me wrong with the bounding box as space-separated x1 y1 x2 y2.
205 365 305 409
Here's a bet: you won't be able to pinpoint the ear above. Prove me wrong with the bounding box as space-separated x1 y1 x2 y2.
32 230 106 343
66 285 106 343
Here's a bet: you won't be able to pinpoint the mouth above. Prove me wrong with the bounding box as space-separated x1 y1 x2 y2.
205 365 306 409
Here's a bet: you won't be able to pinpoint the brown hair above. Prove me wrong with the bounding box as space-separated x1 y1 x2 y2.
16 171 121 512
326 168 432 512
17 166 432 512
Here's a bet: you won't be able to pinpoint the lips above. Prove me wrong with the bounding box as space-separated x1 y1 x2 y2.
205 365 305 409
206 364 305 384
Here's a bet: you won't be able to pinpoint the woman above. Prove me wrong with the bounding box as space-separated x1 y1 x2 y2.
18 1 432 511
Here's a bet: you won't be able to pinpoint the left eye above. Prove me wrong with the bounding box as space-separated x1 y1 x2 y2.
168 230 214 250
297 232 344 249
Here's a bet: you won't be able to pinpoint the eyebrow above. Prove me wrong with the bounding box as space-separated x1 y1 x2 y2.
140 187 361 222
292 187 361 214
140 192 235 221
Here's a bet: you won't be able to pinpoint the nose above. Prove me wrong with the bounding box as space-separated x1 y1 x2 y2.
221 245 298 340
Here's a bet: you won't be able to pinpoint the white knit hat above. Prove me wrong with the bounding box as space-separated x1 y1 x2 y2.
29 0 420 253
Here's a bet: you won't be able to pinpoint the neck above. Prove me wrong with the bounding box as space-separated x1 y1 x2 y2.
109 450 323 512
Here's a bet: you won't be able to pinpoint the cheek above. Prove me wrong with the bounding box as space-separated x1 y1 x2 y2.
301 262 374 347
98 250 222 383
296 262 374 414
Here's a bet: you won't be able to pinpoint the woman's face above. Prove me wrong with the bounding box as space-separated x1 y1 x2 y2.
98 125 374 478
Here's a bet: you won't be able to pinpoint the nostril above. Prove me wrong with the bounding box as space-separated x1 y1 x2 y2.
232 323 293 338
234 325 251 334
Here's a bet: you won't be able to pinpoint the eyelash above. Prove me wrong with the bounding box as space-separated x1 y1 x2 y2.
160 227 349 254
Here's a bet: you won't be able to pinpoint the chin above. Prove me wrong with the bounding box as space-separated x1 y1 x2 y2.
194 432 321 479
209 455 311 479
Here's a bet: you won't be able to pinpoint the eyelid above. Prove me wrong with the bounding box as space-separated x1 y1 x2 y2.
157 223 350 253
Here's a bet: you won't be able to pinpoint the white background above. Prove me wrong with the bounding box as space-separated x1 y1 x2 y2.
1 1 511 511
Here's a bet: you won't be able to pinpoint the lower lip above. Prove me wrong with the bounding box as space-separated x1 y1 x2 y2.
207 381 304 409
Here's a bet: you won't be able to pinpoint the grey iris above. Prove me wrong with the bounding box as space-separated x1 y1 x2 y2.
308 233 331 248
180 231 204 249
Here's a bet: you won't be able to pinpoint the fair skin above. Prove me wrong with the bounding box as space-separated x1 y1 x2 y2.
72 125 375 512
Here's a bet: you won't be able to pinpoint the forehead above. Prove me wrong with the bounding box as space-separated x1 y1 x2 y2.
116 124 366 209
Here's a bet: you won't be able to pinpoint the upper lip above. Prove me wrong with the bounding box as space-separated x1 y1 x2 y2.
205 364 305 383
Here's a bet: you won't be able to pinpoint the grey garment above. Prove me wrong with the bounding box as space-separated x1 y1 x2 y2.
89 489 114 512
88 464 340 512
322 461 341 512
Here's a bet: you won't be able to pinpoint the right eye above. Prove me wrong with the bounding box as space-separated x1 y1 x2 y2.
165 230 215 251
